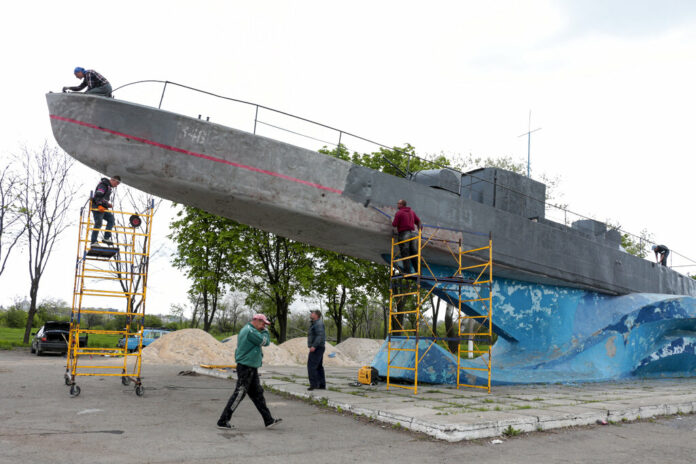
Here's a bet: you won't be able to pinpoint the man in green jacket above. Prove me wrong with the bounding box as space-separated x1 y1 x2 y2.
217 314 282 429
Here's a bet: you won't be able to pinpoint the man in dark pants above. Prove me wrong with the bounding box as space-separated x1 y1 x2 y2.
392 199 422 274
63 67 112 97
653 244 670 266
217 314 282 430
307 310 326 391
90 176 120 246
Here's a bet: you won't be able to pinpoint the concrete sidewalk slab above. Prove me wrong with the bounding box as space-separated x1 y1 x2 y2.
195 365 696 442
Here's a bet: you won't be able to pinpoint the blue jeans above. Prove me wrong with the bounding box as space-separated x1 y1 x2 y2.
91 210 115 243
86 83 112 97
398 230 419 273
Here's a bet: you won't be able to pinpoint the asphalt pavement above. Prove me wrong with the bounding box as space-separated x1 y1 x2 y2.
1 349 695 464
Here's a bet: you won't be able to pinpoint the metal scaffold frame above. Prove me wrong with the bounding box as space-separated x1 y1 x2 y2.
64 198 155 397
387 226 493 394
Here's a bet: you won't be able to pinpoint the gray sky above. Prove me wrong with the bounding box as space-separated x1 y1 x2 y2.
2 1 696 313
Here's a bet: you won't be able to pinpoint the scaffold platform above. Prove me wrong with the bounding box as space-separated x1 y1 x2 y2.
387 226 493 394
64 198 155 397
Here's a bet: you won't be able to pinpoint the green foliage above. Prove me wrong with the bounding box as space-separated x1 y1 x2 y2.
502 425 521 437
237 227 315 343
144 315 163 328
5 308 27 328
620 228 654 258
170 206 243 331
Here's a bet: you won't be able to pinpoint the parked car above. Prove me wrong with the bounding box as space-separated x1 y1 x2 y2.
117 328 171 352
30 321 87 355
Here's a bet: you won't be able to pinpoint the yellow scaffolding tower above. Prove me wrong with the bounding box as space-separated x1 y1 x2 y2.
64 199 155 397
387 226 493 394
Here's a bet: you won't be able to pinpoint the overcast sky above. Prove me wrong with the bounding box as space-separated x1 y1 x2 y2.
2 1 696 314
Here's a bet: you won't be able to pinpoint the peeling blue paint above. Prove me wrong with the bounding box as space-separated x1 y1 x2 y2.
373 264 696 385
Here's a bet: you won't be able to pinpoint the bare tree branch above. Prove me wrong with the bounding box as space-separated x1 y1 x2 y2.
18 142 76 343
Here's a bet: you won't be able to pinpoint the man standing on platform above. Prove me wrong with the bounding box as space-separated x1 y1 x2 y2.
652 244 670 267
392 199 422 274
90 176 120 246
307 310 326 391
217 314 282 430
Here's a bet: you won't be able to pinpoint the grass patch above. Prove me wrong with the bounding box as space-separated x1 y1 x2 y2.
0 327 127 350
502 425 521 437
0 327 31 349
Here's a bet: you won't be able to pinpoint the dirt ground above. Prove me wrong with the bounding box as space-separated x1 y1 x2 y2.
2 349 695 464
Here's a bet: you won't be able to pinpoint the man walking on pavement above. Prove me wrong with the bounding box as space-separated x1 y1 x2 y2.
90 176 120 246
217 314 282 430
307 310 326 391
392 199 422 274
63 67 112 97
653 244 670 267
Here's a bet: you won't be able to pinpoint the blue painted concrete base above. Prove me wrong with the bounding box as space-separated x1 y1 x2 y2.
374 269 696 385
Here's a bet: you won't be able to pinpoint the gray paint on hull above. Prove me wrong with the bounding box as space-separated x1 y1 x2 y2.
46 93 696 297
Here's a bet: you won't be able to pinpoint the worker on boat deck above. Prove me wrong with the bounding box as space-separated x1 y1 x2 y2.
652 244 669 267
63 67 112 97
90 176 120 246
392 199 422 274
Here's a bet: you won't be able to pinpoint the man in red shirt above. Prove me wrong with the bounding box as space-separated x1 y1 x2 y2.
392 199 421 274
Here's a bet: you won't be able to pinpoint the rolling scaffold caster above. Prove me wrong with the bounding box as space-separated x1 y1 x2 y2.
121 376 131 386
70 384 81 397
135 385 144 397
64 374 71 386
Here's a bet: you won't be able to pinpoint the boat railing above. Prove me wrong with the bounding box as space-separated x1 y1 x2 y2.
111 80 696 272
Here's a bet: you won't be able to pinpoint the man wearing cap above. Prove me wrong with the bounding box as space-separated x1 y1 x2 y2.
63 67 112 97
217 314 282 430
652 244 670 267
90 176 121 246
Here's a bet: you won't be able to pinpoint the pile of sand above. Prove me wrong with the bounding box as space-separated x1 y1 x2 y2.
142 329 235 366
222 335 298 366
279 337 359 367
335 337 383 366
140 329 380 367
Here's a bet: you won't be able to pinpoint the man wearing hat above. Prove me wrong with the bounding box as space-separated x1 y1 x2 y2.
217 313 282 430
63 67 112 97
90 175 121 246
652 244 670 267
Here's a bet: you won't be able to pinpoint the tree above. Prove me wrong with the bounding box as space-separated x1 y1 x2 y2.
18 143 76 343
312 249 374 343
110 186 164 321
621 228 654 259
238 227 314 343
0 164 24 279
215 292 246 333
170 206 242 332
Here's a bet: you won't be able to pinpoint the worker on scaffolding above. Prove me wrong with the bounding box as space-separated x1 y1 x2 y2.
90 176 121 246
392 199 421 274
652 244 670 267
63 67 112 97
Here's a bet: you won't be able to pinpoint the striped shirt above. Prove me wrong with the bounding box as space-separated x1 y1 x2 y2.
74 70 109 91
